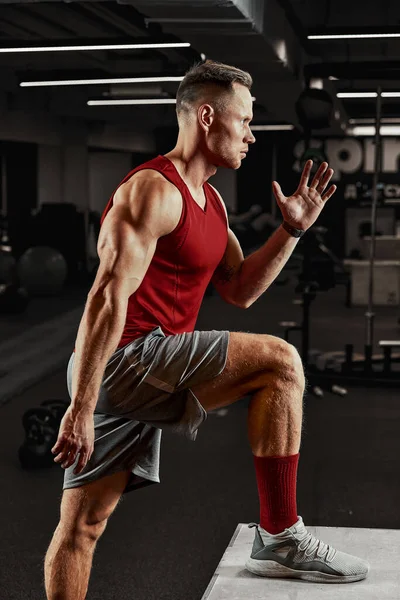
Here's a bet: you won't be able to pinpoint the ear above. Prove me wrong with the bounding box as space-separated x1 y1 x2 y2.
198 103 214 131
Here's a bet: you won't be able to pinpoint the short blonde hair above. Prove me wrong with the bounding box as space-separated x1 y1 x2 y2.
176 59 253 116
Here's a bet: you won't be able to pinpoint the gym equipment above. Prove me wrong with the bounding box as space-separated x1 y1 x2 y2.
18 407 59 469
280 228 350 397
18 399 68 469
229 207 278 253
295 87 333 131
281 226 400 390
0 283 30 314
41 399 69 422
17 245 68 296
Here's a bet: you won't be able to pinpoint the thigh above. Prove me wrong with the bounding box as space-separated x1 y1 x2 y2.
191 331 291 412
60 469 131 529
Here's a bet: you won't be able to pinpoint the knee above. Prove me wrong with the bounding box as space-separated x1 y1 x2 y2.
270 339 305 393
60 513 109 544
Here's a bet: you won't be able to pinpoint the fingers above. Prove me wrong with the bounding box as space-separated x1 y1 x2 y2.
52 436 71 464
309 162 328 190
74 449 90 475
316 167 334 195
322 184 337 202
299 159 313 188
52 438 79 469
272 181 285 204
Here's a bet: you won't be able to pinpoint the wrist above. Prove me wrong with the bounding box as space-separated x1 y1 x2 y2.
70 403 94 418
282 221 306 238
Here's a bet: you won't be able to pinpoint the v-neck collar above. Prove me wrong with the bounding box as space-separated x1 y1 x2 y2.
161 155 208 214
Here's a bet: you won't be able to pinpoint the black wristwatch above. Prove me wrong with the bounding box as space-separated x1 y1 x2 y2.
282 221 306 238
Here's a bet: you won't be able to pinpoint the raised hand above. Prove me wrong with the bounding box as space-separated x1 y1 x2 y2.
272 160 337 231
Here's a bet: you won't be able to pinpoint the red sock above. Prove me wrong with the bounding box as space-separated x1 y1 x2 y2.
253 453 299 535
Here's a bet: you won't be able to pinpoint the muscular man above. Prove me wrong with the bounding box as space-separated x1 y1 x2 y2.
44 60 369 599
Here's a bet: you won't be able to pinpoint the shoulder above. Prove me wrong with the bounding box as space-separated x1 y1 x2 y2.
115 168 181 204
112 169 181 237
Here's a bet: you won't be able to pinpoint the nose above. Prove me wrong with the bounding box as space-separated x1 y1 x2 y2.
246 127 256 145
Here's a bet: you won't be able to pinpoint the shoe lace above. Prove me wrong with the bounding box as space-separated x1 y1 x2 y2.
295 529 336 562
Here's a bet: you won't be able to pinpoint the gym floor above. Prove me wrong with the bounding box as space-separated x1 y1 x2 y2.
1 279 399 599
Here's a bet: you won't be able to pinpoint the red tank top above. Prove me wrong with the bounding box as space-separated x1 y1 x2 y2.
100 155 229 348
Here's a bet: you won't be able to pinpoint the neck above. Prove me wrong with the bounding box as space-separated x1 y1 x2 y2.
164 135 217 192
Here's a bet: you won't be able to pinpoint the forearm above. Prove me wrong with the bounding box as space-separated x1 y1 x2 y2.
236 224 300 308
70 288 131 416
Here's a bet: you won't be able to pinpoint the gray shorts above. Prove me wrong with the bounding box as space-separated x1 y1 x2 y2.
63 326 230 494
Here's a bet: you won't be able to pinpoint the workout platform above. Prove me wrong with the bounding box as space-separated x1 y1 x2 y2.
201 523 399 599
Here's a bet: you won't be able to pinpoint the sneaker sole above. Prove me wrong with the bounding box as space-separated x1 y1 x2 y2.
245 558 368 583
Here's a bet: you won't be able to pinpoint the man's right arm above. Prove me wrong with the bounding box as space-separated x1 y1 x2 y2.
70 172 178 417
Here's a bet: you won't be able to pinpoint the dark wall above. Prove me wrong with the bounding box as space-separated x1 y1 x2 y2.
1 141 37 258
236 131 274 214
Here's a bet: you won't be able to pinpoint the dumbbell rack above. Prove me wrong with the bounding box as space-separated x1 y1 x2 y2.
280 283 400 393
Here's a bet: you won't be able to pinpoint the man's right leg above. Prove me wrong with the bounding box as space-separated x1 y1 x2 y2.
191 331 369 582
44 469 131 600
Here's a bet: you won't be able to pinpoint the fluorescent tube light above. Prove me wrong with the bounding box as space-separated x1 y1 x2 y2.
250 124 294 131
338 91 400 99
0 42 190 54
381 92 400 98
88 98 176 106
337 92 378 98
88 96 256 106
20 76 185 88
349 118 400 124
309 33 400 40
349 125 400 136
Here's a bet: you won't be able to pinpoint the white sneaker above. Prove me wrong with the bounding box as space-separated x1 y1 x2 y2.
245 517 370 583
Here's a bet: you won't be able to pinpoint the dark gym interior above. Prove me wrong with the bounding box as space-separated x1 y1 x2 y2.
1 1 400 599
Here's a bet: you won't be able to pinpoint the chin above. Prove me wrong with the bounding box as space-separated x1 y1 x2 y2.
218 156 242 170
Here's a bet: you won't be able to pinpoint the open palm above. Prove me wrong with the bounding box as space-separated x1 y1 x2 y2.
272 160 337 231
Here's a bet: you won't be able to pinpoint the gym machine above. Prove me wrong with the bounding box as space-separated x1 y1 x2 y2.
282 87 400 392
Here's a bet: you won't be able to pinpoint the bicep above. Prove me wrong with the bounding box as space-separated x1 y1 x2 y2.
211 228 244 304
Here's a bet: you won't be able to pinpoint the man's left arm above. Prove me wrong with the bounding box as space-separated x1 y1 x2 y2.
229 160 337 309
233 225 300 308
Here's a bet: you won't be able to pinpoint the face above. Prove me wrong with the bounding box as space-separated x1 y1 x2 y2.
200 83 256 169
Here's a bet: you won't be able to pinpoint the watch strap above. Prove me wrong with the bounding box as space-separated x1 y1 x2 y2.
282 221 306 238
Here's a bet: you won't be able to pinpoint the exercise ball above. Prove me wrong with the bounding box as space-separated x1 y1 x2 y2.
17 246 68 296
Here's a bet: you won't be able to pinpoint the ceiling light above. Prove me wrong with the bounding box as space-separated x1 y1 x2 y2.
349 118 400 124
0 42 190 54
308 33 400 40
88 98 176 106
348 125 400 136
20 76 185 88
381 92 400 98
337 92 378 98
338 91 400 99
250 124 294 131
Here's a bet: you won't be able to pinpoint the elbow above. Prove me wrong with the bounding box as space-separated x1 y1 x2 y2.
232 297 250 309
